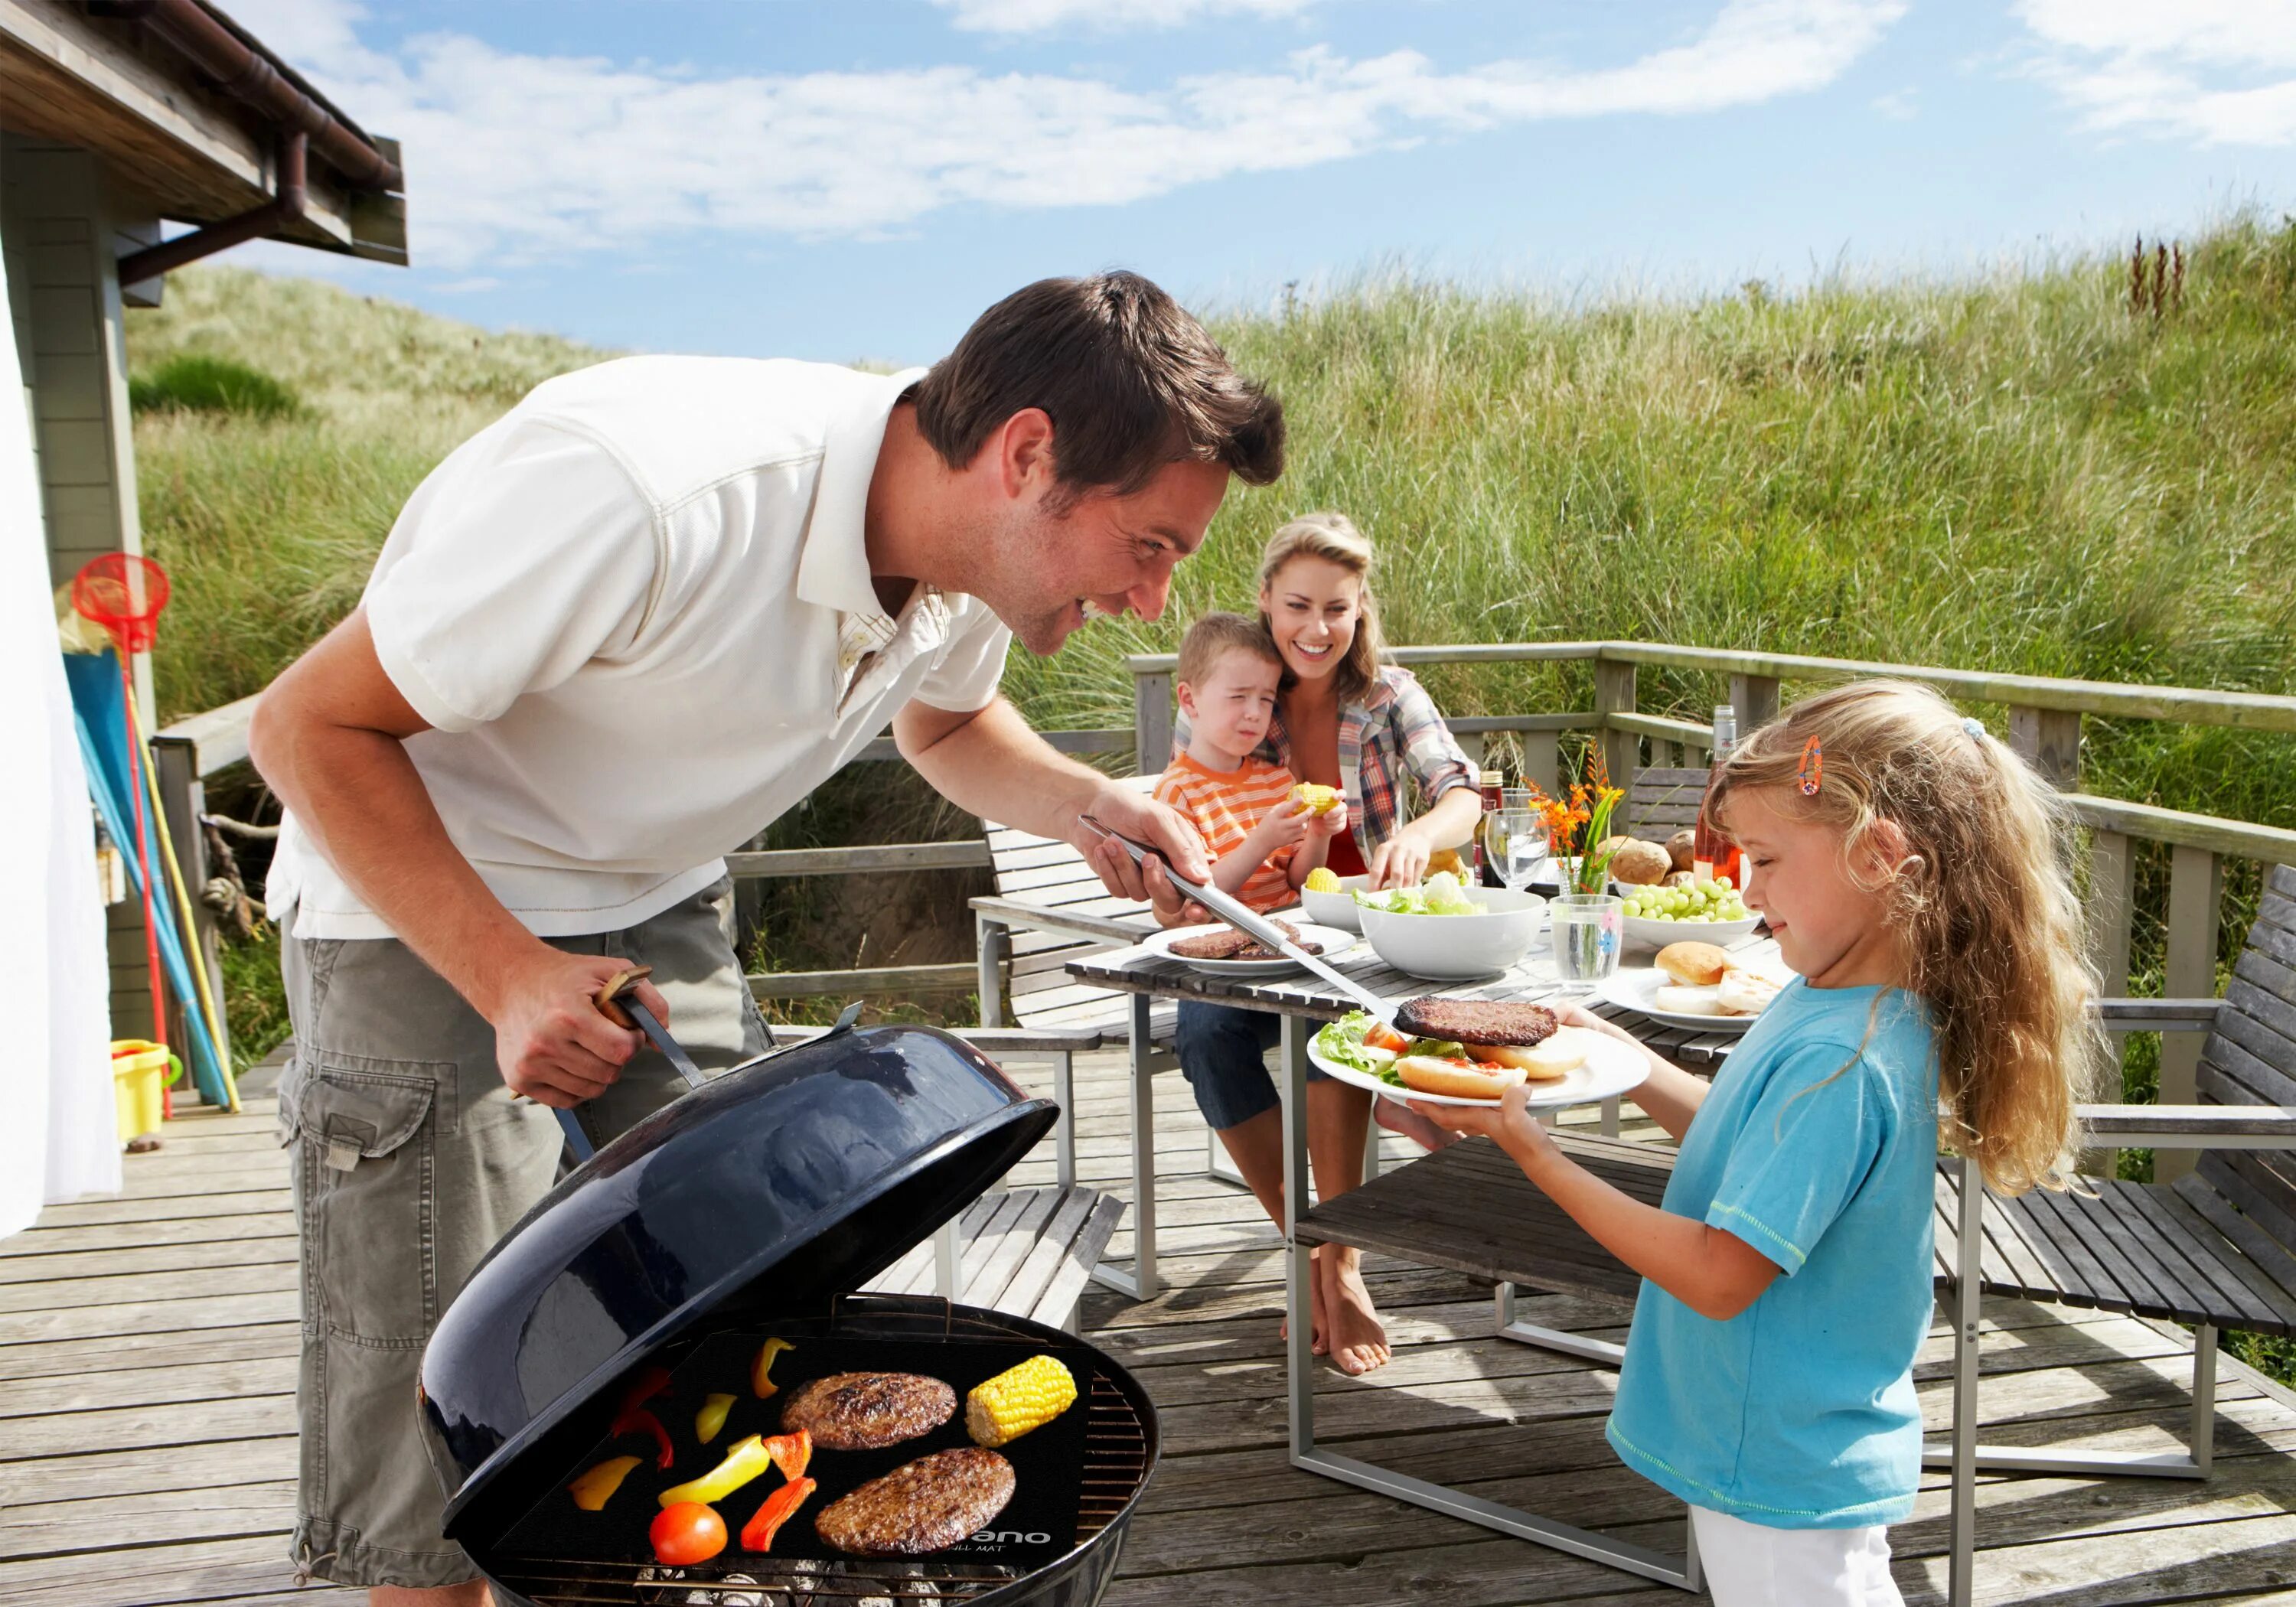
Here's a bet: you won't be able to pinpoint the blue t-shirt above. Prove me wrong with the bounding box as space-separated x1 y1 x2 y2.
1606 979 1939 1529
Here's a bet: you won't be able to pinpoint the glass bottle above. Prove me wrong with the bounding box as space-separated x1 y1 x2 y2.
1692 705 1741 887
1474 767 1505 885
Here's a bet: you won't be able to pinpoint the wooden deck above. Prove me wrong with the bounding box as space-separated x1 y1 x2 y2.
8 1051 2296 1606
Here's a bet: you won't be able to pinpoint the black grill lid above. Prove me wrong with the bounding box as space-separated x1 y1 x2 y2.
416 1023 1058 1531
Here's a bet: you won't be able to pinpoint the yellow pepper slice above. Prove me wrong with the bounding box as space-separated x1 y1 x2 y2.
657 1433 773 1508
751 1338 795 1399
695 1392 735 1446
569 1454 643 1511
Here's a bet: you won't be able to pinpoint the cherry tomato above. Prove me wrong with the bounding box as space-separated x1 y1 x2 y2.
651 1501 727 1566
1365 1022 1409 1054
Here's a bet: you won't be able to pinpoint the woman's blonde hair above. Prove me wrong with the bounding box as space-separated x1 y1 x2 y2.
1257 512 1387 704
1707 680 2103 1195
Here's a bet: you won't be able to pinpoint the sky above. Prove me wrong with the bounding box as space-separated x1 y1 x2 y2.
221 0 2296 364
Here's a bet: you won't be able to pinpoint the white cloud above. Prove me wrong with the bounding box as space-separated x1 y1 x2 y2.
2015 0 2296 145
225 0 1905 272
934 0 1320 32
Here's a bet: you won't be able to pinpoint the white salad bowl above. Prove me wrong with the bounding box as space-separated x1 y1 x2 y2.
1300 873 1372 932
1359 887 1547 981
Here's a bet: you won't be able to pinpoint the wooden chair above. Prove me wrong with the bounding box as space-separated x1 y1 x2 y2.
777 1023 1123 1333
1928 862 2296 1600
970 777 1381 1299
1619 765 1708 842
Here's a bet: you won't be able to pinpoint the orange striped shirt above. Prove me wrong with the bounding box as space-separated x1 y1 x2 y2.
1153 753 1302 913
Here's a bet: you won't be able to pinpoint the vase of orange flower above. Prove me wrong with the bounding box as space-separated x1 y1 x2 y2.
1524 746 1628 989
1527 745 1630 897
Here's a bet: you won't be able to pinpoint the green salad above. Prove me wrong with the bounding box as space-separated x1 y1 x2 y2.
1312 1011 1465 1089
1351 870 1487 917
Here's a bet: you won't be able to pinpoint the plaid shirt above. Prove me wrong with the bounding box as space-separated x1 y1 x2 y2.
1175 665 1474 862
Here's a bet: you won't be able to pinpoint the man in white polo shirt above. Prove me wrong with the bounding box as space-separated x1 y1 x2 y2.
249 272 1282 1600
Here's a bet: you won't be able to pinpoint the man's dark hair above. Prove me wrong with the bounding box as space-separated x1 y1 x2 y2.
912 272 1284 504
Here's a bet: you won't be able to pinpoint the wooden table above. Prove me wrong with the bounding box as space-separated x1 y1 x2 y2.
1065 928 1779 1592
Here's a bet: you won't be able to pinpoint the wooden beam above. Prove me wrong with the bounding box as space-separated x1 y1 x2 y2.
748 963 977 999
724 842 990 879
2066 795 2296 864
2157 845 2224 1184
0 0 363 252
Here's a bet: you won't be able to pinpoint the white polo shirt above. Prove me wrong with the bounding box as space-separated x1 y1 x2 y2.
267 357 1013 940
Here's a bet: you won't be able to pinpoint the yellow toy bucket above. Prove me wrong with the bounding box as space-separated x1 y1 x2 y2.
113 1040 178 1143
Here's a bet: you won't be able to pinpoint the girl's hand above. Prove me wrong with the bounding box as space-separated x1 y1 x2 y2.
1408 1087 1556 1172
1369 830 1433 890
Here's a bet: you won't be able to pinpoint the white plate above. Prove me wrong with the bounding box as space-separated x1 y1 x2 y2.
1143 920 1358 976
1595 964 1784 1032
1309 1026 1649 1110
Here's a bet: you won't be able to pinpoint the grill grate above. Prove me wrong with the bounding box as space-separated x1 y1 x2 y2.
491 1376 1149 1606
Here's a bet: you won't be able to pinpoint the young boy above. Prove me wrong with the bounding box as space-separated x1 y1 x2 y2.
1155 612 1349 908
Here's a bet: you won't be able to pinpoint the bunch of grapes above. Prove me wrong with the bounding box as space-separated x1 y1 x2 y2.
1622 878 1750 923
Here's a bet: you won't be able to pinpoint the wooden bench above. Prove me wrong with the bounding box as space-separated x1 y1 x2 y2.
863 1184 1125 1335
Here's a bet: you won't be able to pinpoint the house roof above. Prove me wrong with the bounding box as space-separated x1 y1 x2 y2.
0 0 404 264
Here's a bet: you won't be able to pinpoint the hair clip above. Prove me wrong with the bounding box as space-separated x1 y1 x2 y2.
1796 736 1824 797
1961 717 1985 740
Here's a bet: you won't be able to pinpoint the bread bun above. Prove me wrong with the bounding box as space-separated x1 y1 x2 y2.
1466 1028 1591 1081
1608 839 1673 885
1655 940 1728 986
1716 969 1782 1017
1395 1054 1528 1100
1653 984 1727 1015
1665 829 1697 872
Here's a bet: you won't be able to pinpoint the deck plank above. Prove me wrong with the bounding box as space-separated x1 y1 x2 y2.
6 1061 2296 1606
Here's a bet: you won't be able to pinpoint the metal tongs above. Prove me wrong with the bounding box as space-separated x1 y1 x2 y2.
1078 814 1400 1026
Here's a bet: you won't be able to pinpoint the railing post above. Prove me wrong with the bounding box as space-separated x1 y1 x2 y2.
1730 673 1780 734
2007 706 2082 792
1593 654 1637 788
1523 731 1560 795
1133 662 1174 779
2084 829 2138 1177
2157 845 2223 1183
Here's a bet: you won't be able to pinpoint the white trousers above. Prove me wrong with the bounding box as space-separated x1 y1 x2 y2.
1691 1507 1904 1606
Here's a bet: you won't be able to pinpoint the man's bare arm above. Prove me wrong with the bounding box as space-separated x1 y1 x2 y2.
248 608 664 1104
893 696 1209 900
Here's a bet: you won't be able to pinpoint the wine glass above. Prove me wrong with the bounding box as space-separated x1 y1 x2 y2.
1487 809 1548 893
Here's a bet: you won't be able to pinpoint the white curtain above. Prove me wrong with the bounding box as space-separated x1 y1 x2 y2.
0 235 119 1237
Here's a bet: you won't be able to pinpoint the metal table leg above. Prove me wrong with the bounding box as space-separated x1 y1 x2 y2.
1089 991 1160 1300
1283 1018 1698 1590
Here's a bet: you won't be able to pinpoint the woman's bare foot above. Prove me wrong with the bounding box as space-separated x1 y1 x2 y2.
1375 1095 1459 1152
1319 1248 1391 1375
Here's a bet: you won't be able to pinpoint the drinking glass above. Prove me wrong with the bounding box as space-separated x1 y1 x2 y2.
1549 892 1625 992
1487 810 1548 893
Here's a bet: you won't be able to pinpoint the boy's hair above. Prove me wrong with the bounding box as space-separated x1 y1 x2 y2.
1177 611 1282 689
1707 680 2103 1195
1257 511 1384 704
911 272 1285 509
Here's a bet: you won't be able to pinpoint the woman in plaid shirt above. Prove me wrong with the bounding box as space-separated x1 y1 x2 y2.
1163 512 1481 1374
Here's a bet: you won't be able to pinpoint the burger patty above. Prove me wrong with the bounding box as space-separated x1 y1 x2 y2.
1170 919 1310 961
1392 998 1559 1048
815 1448 1016 1556
779 1372 955 1452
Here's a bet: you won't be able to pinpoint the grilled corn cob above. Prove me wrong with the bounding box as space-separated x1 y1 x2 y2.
964 1354 1077 1448
1291 783 1342 817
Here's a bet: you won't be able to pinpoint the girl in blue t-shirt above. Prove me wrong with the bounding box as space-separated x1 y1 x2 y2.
1417 680 2102 1606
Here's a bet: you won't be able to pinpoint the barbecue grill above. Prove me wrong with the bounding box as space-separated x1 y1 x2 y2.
418 1023 1159 1607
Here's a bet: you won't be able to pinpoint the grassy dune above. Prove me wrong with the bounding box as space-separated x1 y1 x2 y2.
130 229 2296 1046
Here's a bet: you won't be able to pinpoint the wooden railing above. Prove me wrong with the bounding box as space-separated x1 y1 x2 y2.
159 646 2296 1116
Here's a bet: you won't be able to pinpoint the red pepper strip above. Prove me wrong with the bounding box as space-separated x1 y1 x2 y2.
612 1405 675 1469
761 1429 811 1483
739 1476 816 1553
617 1363 673 1414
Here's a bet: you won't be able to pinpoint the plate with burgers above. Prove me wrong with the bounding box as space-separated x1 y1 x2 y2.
1595 940 1789 1032
1309 999 1649 1108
